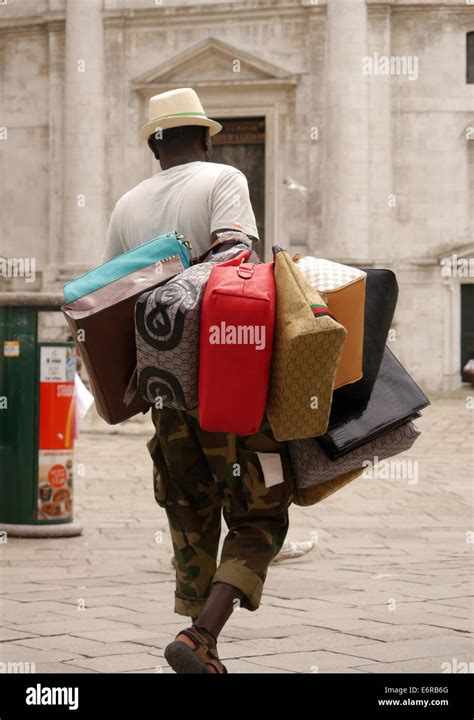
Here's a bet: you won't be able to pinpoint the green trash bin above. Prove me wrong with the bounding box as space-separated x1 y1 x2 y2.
0 293 82 537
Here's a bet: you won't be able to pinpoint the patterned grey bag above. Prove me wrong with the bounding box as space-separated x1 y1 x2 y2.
135 237 251 410
288 420 421 487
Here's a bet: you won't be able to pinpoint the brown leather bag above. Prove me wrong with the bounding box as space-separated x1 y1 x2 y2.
63 255 186 424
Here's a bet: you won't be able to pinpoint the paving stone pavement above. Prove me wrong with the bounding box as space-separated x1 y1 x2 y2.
0 395 472 674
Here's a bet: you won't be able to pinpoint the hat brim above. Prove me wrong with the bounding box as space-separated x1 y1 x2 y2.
139 115 222 142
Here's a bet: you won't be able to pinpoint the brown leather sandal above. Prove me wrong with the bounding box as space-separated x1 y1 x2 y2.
164 625 228 674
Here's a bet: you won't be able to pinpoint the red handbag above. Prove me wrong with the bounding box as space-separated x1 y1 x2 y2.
199 259 276 434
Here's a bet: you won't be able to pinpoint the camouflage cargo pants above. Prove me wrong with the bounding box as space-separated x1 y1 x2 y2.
147 406 294 618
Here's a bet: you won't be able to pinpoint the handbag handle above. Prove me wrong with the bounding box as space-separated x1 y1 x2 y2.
123 365 142 407
237 259 254 279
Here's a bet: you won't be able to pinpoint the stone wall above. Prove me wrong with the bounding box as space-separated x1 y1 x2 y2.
0 0 473 390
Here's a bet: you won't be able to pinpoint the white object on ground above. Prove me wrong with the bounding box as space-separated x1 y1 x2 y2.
271 539 316 563
75 373 95 439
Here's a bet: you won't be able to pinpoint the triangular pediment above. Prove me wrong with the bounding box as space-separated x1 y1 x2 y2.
132 37 296 88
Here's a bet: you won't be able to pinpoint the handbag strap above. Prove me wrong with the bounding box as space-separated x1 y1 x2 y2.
123 365 144 407
237 259 254 279
194 230 252 264
196 235 226 263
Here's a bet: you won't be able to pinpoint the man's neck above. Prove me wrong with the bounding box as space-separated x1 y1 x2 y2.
160 154 207 171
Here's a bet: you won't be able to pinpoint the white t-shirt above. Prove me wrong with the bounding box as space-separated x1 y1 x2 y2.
102 161 259 262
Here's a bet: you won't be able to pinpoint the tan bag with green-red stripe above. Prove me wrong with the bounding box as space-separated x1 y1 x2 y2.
266 246 347 441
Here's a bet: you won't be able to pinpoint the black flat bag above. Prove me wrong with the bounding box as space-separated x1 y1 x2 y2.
318 347 430 460
334 268 398 406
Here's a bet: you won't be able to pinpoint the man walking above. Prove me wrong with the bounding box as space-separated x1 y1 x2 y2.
103 88 294 673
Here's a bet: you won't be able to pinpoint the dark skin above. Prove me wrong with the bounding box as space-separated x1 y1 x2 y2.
148 125 251 666
149 125 212 170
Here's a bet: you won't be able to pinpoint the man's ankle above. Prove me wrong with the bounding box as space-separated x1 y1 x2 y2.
192 623 217 648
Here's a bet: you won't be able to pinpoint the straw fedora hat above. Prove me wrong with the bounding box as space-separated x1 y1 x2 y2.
139 88 222 141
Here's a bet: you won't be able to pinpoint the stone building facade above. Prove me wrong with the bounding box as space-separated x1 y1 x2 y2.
0 0 473 391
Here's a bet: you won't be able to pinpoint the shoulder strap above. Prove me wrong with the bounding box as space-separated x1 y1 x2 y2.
194 230 252 264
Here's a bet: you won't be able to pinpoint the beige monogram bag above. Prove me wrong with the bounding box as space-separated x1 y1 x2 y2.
266 246 347 441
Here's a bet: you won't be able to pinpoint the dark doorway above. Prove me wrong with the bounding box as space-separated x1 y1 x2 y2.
461 284 474 381
467 32 474 84
211 117 265 259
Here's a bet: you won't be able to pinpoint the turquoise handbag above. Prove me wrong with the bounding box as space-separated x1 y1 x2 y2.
62 231 192 424
63 232 191 303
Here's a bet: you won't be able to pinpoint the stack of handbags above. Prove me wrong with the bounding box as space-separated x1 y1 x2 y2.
289 347 429 506
135 235 252 411
62 231 191 424
266 246 347 442
287 263 430 506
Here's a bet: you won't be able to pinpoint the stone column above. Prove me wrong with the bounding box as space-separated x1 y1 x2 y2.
367 4 392 263
61 0 105 277
42 16 64 290
323 0 369 261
